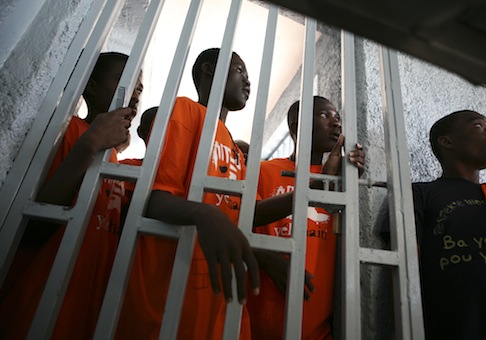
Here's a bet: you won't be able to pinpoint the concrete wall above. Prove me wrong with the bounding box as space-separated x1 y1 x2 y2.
0 0 92 188
263 27 486 339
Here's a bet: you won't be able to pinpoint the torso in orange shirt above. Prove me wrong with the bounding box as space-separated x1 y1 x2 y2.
248 157 336 340
0 116 124 340
117 97 250 340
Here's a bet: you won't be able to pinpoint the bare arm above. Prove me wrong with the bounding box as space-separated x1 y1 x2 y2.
253 192 293 227
321 134 365 177
37 108 134 205
146 190 260 304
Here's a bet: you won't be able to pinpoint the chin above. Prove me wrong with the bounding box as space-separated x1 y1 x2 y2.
228 102 246 111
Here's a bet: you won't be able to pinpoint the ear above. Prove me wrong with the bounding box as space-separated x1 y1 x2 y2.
289 121 298 140
83 78 97 98
201 62 215 77
438 135 453 150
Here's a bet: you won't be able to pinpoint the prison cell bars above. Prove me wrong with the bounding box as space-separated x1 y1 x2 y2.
0 0 425 339
0 0 164 337
379 47 425 339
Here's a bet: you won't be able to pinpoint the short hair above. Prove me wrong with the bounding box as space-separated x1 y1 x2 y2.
287 96 331 132
192 48 221 91
137 106 158 144
191 48 241 91
429 110 472 163
90 52 129 82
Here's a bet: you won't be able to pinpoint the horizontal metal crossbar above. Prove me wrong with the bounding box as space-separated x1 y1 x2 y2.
23 202 73 223
359 248 400 266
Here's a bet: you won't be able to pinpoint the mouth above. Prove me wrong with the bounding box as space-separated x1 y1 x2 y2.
242 87 250 98
331 132 341 141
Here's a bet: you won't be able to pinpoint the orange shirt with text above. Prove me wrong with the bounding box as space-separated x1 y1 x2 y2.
116 97 250 340
247 157 336 340
0 117 124 339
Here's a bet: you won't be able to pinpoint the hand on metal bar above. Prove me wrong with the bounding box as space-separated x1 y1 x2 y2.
253 249 315 300
36 108 134 207
321 135 366 178
146 191 260 305
195 204 260 304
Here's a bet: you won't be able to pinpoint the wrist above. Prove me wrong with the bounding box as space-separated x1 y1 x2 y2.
78 131 103 156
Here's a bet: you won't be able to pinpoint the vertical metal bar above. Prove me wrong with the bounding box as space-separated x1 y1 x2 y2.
340 30 361 340
239 4 278 237
189 0 241 203
282 17 317 340
198 1 244 338
114 0 169 109
27 1 130 337
379 46 424 340
94 0 206 338
224 3 279 339
0 0 113 286
239 3 280 310
0 0 109 228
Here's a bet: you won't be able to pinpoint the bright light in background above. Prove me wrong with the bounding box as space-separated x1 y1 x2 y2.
102 0 317 160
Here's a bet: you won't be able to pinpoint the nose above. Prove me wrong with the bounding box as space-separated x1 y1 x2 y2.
131 90 140 106
332 116 342 129
130 82 143 108
243 73 250 87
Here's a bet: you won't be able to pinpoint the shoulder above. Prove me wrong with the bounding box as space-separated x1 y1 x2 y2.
119 158 142 166
261 158 295 178
68 116 90 136
260 158 293 171
169 97 205 128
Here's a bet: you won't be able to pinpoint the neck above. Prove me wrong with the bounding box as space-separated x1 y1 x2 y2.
198 96 228 123
84 111 98 124
289 150 323 165
441 162 480 183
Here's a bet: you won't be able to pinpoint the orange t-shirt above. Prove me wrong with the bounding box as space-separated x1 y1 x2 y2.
116 97 250 340
247 157 336 340
0 117 124 339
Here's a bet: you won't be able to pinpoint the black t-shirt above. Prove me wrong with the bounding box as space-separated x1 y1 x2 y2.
413 178 486 340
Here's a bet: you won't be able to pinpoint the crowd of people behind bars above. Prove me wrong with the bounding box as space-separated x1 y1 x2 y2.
0 49 484 340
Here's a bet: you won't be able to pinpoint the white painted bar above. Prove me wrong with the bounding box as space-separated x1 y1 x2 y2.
340 30 361 340
379 46 424 340
95 0 206 338
282 17 317 340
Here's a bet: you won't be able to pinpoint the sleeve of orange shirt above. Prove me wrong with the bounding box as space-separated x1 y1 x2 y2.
152 97 203 198
47 117 87 179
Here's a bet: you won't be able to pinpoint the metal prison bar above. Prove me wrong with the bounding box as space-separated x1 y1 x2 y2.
0 0 424 339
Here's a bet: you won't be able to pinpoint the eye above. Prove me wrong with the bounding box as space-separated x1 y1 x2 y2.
235 66 243 73
474 122 484 129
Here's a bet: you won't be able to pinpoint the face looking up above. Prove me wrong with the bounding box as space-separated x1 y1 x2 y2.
87 60 144 119
311 98 342 153
223 53 251 111
446 111 486 168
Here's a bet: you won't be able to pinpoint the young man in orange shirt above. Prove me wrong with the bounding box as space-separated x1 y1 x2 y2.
247 96 365 339
117 48 294 339
0 52 143 339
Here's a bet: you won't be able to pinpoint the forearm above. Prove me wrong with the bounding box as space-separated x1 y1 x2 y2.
321 155 342 176
253 192 293 226
37 136 100 206
146 190 206 225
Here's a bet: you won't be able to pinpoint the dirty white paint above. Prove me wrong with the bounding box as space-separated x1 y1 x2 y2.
0 0 92 188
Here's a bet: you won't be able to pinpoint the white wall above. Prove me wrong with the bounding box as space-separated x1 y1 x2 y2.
0 0 92 188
